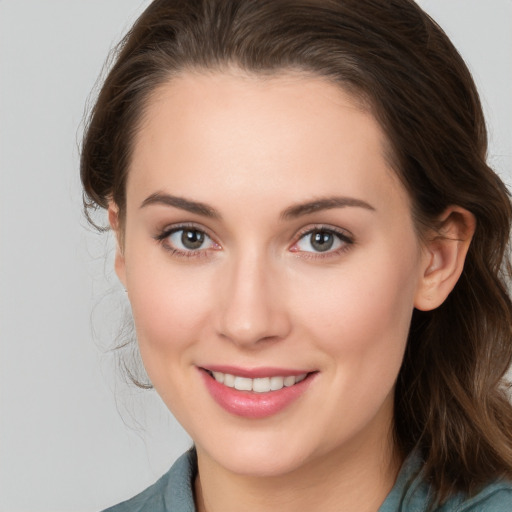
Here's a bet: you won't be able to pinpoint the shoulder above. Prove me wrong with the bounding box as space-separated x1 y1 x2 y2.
101 449 197 512
379 452 512 512
441 480 512 512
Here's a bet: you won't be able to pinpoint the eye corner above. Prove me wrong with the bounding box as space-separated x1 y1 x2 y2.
289 225 355 258
154 223 221 259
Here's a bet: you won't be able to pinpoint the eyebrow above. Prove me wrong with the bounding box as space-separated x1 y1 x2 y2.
140 192 220 218
281 196 375 220
140 192 375 220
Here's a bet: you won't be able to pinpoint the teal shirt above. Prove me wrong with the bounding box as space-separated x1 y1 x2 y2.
103 449 512 511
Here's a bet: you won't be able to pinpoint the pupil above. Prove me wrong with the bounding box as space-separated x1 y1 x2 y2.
311 230 333 252
181 229 204 250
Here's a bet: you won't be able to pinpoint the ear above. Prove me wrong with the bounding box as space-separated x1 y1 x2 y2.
414 206 476 311
108 202 127 288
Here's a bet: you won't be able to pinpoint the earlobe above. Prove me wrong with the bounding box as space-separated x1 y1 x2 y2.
108 202 127 288
414 206 476 311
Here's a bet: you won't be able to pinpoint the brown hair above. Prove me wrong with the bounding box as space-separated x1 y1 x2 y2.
81 0 512 503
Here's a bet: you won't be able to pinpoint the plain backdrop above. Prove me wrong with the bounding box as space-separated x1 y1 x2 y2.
0 1 510 511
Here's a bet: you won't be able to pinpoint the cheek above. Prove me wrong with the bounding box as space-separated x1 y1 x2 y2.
125 254 214 372
292 248 419 377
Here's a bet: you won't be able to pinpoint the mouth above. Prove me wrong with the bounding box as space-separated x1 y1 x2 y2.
200 367 316 418
204 369 309 393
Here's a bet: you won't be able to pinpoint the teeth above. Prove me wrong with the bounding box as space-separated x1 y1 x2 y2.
284 376 296 387
224 373 236 387
270 376 284 390
234 376 252 391
210 371 307 392
253 377 271 393
212 371 224 384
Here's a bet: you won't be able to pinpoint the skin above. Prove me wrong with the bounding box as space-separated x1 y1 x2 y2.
110 71 474 512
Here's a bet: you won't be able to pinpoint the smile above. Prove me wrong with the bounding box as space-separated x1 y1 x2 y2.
208 371 308 393
200 367 316 419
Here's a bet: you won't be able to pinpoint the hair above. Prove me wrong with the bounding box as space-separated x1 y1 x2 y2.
80 0 512 504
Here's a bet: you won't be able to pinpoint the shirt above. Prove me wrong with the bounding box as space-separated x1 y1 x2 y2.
103 449 512 511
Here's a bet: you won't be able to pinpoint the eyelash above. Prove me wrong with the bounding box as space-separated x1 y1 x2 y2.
154 223 354 260
154 223 219 259
290 225 354 259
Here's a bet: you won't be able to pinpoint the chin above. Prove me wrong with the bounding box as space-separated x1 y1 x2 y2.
196 430 324 478
216 451 307 478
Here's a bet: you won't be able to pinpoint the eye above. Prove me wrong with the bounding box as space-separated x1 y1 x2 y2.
292 227 353 254
155 225 220 256
169 228 210 250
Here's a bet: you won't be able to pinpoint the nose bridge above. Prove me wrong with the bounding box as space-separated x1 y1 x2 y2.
216 246 290 346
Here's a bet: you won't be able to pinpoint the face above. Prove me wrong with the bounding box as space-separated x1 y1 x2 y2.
115 71 430 478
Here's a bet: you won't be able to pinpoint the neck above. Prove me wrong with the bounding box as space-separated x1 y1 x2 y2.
194 429 402 512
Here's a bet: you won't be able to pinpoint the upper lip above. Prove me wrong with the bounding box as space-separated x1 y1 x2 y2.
200 365 314 379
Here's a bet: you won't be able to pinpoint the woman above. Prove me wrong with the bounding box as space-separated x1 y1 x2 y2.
81 0 512 510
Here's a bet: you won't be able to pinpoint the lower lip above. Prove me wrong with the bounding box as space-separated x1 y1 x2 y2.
200 370 314 419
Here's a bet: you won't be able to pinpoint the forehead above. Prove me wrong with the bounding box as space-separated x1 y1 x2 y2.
128 70 408 216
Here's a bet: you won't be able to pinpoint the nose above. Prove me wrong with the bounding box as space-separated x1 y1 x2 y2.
215 250 291 348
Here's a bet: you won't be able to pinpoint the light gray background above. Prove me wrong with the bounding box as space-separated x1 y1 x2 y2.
0 1 510 511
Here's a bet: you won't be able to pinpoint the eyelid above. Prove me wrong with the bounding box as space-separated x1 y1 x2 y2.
289 224 354 255
153 222 353 258
154 222 221 255
293 224 354 242
155 220 215 238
